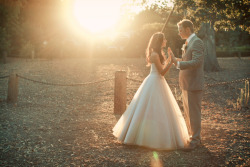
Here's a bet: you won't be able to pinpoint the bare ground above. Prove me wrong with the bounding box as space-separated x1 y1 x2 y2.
0 57 249 167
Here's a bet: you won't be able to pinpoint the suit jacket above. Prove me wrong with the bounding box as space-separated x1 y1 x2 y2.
179 35 205 91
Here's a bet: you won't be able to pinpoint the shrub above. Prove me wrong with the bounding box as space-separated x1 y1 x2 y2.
19 41 34 58
0 27 11 57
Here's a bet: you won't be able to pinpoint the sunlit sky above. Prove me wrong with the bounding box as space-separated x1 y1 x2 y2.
73 0 123 33
62 0 174 34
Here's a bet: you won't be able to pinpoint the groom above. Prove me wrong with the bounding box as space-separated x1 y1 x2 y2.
169 19 204 151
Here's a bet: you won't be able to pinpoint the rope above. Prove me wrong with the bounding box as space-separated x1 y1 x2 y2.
127 77 142 83
127 77 177 87
127 77 250 88
0 75 10 79
168 84 179 87
2 73 249 88
17 74 113 87
205 78 249 87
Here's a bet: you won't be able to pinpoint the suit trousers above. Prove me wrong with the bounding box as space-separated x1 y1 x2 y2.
182 90 203 144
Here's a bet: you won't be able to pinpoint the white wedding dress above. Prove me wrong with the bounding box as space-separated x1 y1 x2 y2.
113 63 190 150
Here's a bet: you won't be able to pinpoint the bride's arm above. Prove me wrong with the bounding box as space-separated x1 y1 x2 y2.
150 53 172 76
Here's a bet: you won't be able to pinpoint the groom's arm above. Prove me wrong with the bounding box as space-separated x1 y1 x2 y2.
179 40 204 70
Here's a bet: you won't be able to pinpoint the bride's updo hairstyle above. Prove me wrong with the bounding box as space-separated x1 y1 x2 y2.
146 32 166 66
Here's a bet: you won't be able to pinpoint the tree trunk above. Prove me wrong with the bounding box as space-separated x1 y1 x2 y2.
3 51 7 64
197 22 220 72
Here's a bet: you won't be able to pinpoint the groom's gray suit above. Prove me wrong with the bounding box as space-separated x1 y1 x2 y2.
178 35 204 144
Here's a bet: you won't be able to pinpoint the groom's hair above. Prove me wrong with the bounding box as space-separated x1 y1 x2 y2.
177 19 194 33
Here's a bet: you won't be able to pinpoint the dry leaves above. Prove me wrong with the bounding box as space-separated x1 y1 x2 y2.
0 57 249 166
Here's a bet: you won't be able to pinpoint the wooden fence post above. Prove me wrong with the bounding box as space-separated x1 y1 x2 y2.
114 71 127 114
7 73 19 103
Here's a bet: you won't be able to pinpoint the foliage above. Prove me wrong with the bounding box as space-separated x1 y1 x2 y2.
0 4 11 55
1 0 249 59
0 0 64 57
0 0 27 56
0 27 11 56
21 21 44 53
123 9 165 58
130 9 163 30
174 0 250 32
142 22 163 33
19 41 34 58
216 46 250 52
215 28 250 47
138 22 163 54
123 6 184 58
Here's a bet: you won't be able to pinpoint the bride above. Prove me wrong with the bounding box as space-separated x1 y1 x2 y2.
113 32 190 150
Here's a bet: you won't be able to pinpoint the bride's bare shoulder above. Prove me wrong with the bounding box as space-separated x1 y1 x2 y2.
150 52 159 62
150 51 158 56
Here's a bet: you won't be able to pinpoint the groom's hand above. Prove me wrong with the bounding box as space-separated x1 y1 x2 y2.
168 47 177 66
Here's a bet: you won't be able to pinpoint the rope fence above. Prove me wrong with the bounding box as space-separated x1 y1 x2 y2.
1 74 249 88
17 74 114 87
205 78 249 87
0 75 10 79
0 72 249 114
127 77 179 87
127 77 250 88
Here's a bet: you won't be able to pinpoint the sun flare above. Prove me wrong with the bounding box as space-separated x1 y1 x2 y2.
73 0 123 33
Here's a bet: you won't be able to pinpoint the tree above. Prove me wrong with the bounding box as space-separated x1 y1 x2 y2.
0 0 27 57
174 0 250 71
130 9 163 30
120 1 183 58
197 22 220 71
0 5 10 61
0 0 67 58
136 0 249 71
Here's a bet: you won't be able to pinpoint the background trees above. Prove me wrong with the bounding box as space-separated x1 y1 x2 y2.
173 0 250 71
129 0 249 71
0 0 249 70
0 0 26 58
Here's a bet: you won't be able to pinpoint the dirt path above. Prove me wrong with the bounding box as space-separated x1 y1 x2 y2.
0 57 249 166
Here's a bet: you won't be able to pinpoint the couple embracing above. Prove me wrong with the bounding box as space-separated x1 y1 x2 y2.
113 19 204 151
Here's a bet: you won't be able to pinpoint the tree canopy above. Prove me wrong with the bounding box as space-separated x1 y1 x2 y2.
0 0 249 60
0 0 27 55
174 0 250 32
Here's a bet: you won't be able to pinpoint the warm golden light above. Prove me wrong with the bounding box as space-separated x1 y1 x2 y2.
73 0 123 33
151 152 163 167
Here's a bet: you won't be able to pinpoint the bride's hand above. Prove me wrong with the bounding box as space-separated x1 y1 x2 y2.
168 47 173 56
168 47 176 64
167 48 173 62
166 54 171 63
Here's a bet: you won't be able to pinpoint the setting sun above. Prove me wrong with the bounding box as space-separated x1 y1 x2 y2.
73 0 123 33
